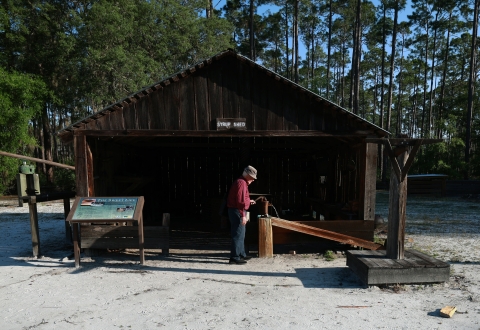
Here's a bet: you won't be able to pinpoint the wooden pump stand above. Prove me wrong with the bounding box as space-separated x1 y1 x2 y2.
258 217 273 258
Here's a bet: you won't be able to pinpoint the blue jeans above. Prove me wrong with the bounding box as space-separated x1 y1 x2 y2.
228 208 246 260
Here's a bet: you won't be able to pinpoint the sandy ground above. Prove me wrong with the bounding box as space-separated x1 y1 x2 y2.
1 196 480 330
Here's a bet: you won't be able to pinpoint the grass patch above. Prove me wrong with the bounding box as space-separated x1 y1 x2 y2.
323 250 335 261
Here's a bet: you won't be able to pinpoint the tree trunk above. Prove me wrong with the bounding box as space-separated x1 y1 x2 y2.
421 22 430 138
437 13 451 139
326 0 333 98
396 33 405 135
206 0 213 18
465 0 479 178
250 0 255 61
42 106 54 184
285 4 289 80
353 0 362 114
386 4 398 134
380 4 387 183
311 26 315 88
428 12 439 138
349 0 361 113
294 0 299 83
341 39 346 107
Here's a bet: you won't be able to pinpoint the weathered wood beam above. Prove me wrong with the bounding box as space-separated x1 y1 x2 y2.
359 142 377 221
384 139 402 183
71 130 375 138
401 139 423 182
366 138 442 146
383 138 425 183
74 135 88 196
270 217 383 250
387 151 408 259
0 150 75 170
99 141 323 149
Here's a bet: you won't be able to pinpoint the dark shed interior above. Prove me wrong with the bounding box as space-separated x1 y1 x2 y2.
88 135 371 227
58 50 388 242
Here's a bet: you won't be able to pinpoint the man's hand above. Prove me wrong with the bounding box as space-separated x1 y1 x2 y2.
250 199 256 205
241 217 248 225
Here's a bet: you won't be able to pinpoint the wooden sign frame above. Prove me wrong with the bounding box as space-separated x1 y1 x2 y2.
67 196 145 267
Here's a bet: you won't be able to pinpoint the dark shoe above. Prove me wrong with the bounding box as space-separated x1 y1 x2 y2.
241 256 252 261
229 258 247 264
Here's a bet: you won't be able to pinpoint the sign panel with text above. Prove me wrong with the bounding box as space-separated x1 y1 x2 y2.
72 197 139 220
216 118 247 130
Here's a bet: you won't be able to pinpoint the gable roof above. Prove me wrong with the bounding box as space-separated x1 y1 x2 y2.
57 49 389 140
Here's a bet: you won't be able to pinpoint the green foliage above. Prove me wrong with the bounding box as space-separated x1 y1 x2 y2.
0 68 47 194
80 0 234 109
323 250 335 261
38 167 75 192
411 138 467 178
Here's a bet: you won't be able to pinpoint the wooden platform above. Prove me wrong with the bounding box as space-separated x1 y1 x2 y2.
346 249 450 285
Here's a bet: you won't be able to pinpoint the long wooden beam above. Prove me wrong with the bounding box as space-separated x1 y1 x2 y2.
71 129 372 138
89 140 347 150
365 138 443 146
0 150 75 170
269 217 383 250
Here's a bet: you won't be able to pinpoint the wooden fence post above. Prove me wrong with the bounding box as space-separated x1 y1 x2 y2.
386 151 408 259
258 217 273 258
63 197 72 245
28 196 41 258
162 213 170 256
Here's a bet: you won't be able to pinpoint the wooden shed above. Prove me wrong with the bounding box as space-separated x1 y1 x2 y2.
57 50 389 246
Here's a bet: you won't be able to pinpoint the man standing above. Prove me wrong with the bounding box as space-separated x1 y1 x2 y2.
226 165 257 264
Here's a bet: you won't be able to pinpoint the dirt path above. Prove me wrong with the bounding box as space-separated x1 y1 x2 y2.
0 197 479 329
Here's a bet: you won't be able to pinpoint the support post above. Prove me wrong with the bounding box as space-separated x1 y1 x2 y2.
138 214 145 265
64 197 72 245
386 151 408 259
162 213 170 256
359 142 377 220
72 222 80 268
28 196 41 258
258 217 273 258
75 135 89 197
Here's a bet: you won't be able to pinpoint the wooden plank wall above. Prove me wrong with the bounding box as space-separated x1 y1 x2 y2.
446 180 480 196
90 137 363 227
83 56 360 134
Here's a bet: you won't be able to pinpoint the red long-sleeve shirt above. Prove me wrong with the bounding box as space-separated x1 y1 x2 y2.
226 177 250 217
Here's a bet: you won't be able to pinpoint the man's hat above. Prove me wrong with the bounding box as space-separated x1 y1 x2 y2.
243 165 257 179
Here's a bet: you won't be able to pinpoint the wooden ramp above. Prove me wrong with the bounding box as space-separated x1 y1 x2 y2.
346 249 450 285
268 217 383 251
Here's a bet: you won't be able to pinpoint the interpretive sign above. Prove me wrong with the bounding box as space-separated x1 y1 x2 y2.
72 197 139 220
66 196 145 267
216 118 247 130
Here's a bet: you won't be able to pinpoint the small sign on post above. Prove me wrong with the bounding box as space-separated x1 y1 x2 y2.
216 118 247 130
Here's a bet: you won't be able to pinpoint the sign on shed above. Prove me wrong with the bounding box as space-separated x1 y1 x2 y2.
216 118 247 130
